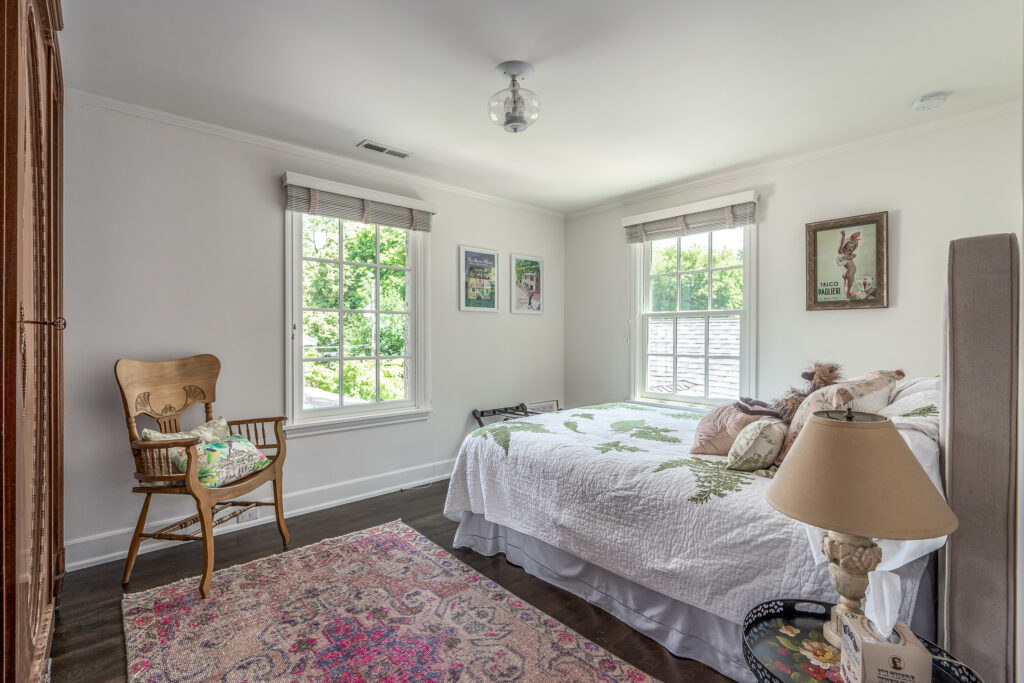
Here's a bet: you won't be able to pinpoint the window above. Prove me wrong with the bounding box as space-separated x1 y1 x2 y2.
633 220 756 405
287 209 429 430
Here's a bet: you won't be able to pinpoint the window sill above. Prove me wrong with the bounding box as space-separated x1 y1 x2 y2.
285 407 431 438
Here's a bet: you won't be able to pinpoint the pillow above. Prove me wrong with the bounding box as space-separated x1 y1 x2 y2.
889 376 941 404
142 416 230 444
726 417 786 471
778 369 905 464
690 402 761 455
169 435 270 488
848 386 894 414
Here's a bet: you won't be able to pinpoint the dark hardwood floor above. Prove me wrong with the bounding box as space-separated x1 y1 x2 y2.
51 480 732 682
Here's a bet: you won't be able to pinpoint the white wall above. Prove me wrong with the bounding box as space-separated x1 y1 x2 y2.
565 108 1023 407
63 96 565 569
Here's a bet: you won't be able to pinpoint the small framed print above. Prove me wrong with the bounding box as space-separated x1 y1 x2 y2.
511 254 543 314
459 246 499 312
527 400 559 413
805 212 888 311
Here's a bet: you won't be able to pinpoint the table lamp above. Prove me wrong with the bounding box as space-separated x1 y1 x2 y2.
765 409 958 647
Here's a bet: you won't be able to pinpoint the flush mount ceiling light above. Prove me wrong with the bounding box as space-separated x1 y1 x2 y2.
912 91 948 111
488 61 540 133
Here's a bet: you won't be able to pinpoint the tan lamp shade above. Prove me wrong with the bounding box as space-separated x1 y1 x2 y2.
765 411 958 539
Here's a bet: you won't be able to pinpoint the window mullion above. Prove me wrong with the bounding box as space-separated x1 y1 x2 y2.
375 226 382 403
338 229 345 408
671 317 678 397
700 313 708 397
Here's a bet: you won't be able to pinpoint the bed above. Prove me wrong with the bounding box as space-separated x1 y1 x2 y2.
444 386 943 681
445 233 1019 683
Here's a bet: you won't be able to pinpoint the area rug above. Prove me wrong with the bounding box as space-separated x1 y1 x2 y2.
122 520 658 682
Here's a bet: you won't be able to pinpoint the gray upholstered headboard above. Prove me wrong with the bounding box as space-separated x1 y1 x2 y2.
941 233 1019 682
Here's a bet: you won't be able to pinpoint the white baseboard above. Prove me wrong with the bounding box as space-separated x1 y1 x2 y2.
64 457 456 572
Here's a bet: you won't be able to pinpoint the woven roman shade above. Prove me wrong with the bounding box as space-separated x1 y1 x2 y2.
285 184 432 231
624 200 756 244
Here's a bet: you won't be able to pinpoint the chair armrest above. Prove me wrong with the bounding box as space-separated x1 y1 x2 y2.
226 416 286 428
227 417 286 454
130 437 202 450
130 438 201 484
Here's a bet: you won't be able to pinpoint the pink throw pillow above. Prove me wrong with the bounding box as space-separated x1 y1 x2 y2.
777 369 906 465
691 402 762 456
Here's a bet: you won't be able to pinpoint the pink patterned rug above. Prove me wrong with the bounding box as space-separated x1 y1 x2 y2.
122 520 658 682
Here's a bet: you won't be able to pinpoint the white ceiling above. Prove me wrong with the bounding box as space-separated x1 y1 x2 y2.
60 0 1022 214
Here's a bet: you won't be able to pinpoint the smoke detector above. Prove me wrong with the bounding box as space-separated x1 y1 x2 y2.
912 92 948 111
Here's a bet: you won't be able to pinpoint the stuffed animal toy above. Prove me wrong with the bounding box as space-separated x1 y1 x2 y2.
737 361 842 423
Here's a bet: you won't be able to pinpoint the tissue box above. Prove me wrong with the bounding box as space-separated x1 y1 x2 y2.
839 612 931 683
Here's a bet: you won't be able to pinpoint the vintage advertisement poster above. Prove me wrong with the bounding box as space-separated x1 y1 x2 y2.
460 246 498 311
511 254 543 314
806 212 888 310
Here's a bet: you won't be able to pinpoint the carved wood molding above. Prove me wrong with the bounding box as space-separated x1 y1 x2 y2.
134 385 207 417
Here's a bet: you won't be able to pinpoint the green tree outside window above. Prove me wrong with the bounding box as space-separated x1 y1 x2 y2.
301 215 410 407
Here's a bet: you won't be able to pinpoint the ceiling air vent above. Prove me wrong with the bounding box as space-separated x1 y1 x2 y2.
356 139 412 159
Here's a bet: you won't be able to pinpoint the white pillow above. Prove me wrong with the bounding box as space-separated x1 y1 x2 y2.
142 416 230 444
889 376 941 404
848 386 893 414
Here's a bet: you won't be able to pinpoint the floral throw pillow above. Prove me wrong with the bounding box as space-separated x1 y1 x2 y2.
168 435 270 488
726 417 786 471
778 369 905 465
141 416 230 444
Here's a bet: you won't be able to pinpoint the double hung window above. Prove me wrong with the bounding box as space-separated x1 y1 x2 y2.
285 175 432 429
629 194 756 405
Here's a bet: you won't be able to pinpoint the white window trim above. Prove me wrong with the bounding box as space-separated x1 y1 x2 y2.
628 224 757 407
284 211 431 437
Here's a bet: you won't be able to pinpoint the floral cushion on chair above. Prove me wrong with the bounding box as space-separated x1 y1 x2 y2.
169 435 271 488
141 416 230 444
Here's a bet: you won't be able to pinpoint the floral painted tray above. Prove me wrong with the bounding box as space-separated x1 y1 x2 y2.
742 599 982 683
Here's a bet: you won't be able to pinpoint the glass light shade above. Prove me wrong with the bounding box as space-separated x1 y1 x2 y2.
488 85 540 133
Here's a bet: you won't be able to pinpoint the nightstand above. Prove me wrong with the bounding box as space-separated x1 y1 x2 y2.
742 599 980 683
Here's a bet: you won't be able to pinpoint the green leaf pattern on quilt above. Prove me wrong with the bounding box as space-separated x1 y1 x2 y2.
609 419 681 443
654 457 753 503
472 420 553 455
900 404 938 418
610 419 646 433
564 420 581 433
571 413 595 420
662 411 702 420
581 402 652 411
594 441 646 454
630 424 681 442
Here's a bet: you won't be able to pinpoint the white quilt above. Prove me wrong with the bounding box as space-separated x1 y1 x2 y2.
444 402 934 625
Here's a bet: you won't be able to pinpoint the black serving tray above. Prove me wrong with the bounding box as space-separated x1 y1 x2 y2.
742 599 983 683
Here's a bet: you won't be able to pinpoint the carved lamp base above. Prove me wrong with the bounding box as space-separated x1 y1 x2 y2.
820 530 882 648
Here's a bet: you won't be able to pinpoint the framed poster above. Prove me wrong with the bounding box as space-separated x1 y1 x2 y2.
459 246 499 311
805 211 888 311
511 253 543 314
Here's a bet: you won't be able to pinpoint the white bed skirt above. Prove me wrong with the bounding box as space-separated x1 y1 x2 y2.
454 512 937 683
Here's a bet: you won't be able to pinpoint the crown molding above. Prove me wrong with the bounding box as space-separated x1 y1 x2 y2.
66 88 566 220
568 99 1023 221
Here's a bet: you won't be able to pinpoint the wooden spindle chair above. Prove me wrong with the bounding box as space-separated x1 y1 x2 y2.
115 353 289 597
